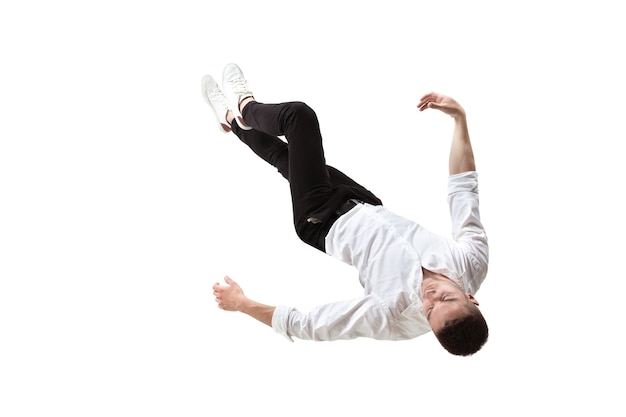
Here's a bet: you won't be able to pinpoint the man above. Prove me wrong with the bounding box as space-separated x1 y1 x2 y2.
205 63 489 356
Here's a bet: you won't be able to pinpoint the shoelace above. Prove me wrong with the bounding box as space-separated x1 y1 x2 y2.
209 88 229 111
226 77 250 94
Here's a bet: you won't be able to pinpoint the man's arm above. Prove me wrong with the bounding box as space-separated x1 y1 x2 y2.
213 276 275 327
419 93 488 293
213 277 396 341
418 92 476 175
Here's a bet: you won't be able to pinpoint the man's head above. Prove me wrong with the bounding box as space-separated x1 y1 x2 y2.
422 275 488 356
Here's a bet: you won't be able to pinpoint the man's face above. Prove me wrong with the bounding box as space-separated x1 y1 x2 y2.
421 275 479 333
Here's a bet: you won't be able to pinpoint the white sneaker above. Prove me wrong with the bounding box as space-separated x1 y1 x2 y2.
201 74 231 133
222 63 254 130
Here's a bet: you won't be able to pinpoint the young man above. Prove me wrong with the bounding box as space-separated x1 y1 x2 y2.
205 64 489 356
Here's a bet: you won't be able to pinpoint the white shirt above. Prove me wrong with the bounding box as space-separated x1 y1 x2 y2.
272 171 489 342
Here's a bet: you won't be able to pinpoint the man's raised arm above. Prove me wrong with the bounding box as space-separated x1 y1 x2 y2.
418 92 476 175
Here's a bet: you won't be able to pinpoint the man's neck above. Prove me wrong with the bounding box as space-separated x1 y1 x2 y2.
422 267 451 282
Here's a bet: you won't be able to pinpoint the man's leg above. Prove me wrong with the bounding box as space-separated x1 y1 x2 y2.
230 122 289 181
230 103 382 251
241 101 333 216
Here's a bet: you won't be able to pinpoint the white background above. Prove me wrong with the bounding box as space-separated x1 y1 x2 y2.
1 1 625 415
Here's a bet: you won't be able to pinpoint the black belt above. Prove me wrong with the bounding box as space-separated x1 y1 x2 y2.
335 199 361 216
307 199 362 224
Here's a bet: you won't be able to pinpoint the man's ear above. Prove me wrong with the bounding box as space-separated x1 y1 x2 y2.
467 293 479 306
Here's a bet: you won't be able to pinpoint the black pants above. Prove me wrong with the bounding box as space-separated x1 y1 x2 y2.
233 101 382 252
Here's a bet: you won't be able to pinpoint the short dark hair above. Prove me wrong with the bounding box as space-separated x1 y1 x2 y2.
434 309 489 356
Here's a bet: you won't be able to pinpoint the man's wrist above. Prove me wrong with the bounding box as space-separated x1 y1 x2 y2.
237 296 252 313
452 110 467 122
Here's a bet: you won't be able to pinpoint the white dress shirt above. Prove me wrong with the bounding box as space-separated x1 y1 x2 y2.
272 171 489 342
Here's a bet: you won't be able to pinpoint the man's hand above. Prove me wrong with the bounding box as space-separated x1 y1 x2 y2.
418 92 466 120
212 276 276 327
213 276 246 311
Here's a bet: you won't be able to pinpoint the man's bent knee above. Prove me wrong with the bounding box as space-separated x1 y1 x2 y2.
283 101 318 127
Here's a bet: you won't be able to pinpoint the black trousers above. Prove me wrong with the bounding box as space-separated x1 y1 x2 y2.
233 101 382 252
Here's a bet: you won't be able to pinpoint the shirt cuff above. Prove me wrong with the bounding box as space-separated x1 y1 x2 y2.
448 171 478 195
272 305 295 342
